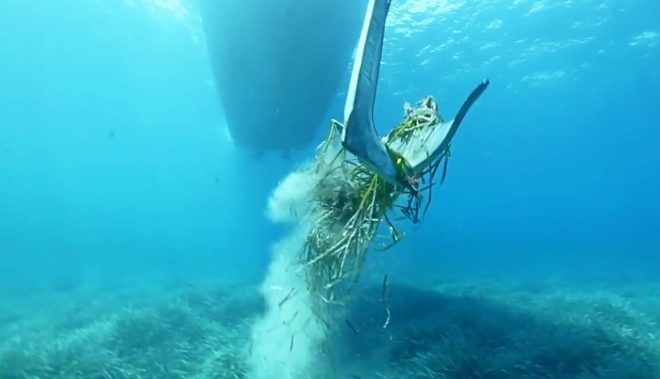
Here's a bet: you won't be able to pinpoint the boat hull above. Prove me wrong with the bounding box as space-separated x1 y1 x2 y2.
200 0 364 153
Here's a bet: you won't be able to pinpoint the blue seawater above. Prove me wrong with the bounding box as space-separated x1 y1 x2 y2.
0 1 658 378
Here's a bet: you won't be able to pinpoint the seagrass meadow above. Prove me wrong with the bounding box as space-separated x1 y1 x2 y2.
1 276 659 378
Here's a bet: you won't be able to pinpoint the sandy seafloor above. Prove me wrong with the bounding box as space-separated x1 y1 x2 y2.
1 274 659 379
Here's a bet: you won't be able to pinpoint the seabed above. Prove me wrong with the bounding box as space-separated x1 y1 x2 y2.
1 275 659 378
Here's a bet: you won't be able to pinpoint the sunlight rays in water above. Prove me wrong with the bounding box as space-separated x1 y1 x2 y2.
123 0 201 41
124 0 190 21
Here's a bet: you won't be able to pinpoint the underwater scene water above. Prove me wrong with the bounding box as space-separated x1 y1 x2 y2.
1 0 659 378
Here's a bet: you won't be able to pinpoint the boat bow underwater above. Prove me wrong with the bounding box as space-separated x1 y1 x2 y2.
200 0 366 154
